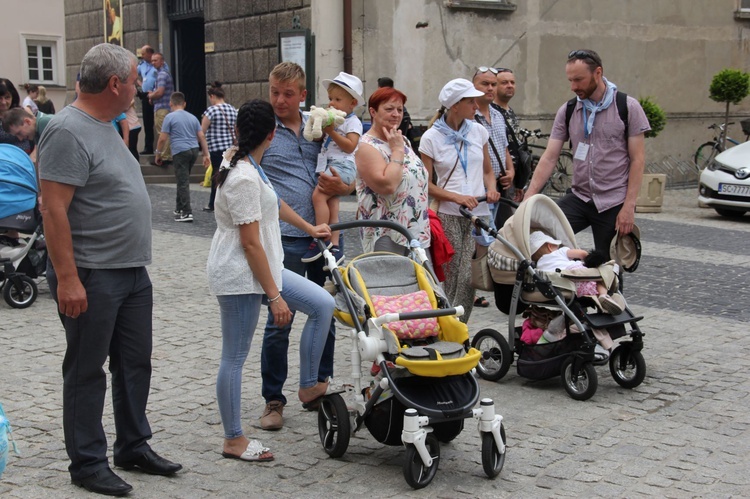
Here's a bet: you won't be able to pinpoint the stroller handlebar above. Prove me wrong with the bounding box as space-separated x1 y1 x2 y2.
457 196 518 219
325 220 415 244
372 306 464 326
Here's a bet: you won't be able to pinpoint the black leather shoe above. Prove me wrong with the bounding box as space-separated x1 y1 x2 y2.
115 449 182 476
72 467 133 496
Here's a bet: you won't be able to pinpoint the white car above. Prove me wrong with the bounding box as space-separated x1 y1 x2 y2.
698 141 750 218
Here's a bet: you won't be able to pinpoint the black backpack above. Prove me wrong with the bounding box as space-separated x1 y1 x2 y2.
565 91 629 143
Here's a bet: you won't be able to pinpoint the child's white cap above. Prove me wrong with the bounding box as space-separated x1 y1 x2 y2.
529 231 561 255
322 72 365 107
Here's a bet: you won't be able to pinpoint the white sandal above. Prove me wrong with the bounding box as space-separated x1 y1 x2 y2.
222 439 274 462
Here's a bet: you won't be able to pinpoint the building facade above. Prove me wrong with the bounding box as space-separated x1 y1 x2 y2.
62 0 750 165
3 0 67 113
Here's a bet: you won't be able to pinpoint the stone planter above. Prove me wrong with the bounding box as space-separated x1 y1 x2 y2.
636 173 667 213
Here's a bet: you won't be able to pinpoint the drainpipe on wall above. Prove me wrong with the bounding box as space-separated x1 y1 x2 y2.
343 0 352 74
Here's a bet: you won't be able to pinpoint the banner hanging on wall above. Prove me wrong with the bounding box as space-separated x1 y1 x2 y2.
104 0 123 46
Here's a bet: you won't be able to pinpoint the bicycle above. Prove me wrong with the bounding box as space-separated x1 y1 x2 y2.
693 121 750 171
517 128 573 197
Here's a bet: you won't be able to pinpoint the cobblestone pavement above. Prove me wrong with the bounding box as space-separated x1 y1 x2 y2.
2 188 749 498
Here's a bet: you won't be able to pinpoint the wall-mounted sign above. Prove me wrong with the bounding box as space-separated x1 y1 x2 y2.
278 28 315 109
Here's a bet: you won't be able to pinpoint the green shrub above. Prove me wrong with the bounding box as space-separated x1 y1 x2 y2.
708 69 750 147
638 97 666 139
709 68 750 105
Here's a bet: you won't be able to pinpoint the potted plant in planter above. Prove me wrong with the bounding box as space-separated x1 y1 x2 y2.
709 68 749 148
637 97 668 212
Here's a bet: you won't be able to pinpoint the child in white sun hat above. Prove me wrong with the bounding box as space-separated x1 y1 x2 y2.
302 71 364 264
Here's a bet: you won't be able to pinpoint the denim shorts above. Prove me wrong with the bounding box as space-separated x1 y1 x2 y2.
324 158 356 185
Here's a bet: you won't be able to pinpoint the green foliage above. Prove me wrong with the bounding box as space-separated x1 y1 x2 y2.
638 97 666 139
709 69 750 105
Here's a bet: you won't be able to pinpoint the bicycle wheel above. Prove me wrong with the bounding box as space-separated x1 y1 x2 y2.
694 141 720 171
550 151 573 194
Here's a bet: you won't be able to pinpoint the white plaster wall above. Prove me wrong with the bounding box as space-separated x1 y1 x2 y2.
312 0 345 106
344 0 750 164
1 0 66 112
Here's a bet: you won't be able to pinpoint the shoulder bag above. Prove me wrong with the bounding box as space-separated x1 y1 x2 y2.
428 142 462 212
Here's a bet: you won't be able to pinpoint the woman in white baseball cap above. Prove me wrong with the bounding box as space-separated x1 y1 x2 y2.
419 78 501 322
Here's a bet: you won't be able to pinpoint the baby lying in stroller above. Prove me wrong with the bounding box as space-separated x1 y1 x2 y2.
529 231 626 315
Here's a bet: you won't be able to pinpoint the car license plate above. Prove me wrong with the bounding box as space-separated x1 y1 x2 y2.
718 183 750 197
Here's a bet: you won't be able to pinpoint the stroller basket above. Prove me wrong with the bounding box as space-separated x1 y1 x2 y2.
365 374 479 445
516 334 584 380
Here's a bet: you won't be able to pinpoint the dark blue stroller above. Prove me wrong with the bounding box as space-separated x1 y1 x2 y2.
0 144 46 308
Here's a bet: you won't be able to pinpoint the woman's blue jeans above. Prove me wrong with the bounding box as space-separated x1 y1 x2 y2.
216 269 335 439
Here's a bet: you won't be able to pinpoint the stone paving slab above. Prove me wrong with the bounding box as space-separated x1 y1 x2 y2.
1 188 749 497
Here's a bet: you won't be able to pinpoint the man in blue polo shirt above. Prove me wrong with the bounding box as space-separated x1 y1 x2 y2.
137 45 157 154
258 62 354 431
155 92 210 222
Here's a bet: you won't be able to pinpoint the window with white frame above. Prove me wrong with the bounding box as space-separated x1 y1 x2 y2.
741 0 750 11
20 34 64 86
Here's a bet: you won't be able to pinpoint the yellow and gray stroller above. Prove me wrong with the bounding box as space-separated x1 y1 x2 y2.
461 195 646 401
313 220 506 489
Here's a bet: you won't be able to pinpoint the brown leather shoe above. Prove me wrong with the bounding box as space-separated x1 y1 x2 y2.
260 401 284 431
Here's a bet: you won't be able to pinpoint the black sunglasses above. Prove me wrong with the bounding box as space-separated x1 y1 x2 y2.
567 50 602 65
495 67 513 74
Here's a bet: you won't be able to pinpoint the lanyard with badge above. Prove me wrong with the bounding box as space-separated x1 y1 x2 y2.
574 106 592 161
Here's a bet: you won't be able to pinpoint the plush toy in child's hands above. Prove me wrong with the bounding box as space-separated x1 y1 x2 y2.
303 105 347 141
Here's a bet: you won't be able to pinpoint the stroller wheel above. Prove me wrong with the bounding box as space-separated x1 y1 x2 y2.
3 275 37 309
317 393 350 458
472 329 512 381
561 356 598 401
403 432 440 489
609 345 646 389
481 423 506 478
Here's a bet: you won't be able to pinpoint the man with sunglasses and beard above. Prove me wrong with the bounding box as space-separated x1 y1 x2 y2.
524 49 650 259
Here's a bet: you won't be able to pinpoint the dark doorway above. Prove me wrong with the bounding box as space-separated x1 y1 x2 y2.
172 18 205 120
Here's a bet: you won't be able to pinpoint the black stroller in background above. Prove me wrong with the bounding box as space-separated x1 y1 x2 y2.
0 144 46 308
461 195 645 401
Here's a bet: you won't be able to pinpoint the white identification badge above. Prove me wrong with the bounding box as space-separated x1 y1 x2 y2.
461 182 472 195
315 153 327 173
574 142 590 161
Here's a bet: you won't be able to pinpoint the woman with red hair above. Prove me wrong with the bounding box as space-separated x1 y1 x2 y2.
354 87 430 255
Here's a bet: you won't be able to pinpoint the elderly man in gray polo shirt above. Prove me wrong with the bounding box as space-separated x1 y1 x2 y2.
258 62 354 431
525 49 650 258
39 43 181 496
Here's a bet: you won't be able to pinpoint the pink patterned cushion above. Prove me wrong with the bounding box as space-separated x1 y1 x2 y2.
371 290 440 339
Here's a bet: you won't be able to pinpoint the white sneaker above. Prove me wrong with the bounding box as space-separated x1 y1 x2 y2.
174 212 194 223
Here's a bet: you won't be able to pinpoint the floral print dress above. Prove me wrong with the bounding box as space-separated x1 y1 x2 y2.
356 134 431 252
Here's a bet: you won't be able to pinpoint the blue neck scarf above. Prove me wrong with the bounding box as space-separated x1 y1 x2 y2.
432 115 474 175
579 77 617 139
247 155 281 209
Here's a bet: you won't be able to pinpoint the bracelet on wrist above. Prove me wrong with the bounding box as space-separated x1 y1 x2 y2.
269 293 282 303
391 158 405 165
155 150 161 155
